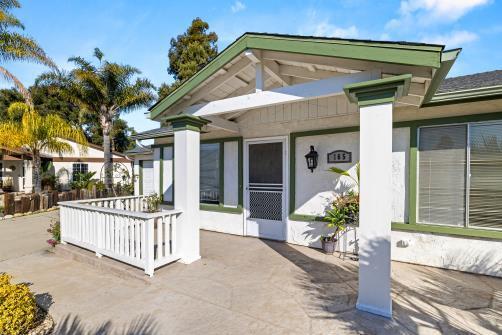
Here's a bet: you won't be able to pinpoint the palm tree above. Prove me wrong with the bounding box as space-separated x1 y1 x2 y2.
0 0 55 106
0 102 87 192
39 48 155 190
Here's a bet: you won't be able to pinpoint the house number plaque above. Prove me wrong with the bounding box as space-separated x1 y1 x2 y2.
327 150 352 163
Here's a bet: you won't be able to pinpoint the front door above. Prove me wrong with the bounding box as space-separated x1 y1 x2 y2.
245 138 287 240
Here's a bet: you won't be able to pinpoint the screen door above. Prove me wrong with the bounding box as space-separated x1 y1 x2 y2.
245 139 286 240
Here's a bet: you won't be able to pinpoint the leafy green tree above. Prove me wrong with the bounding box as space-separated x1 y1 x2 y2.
0 88 23 121
158 18 218 99
85 116 136 153
39 48 155 189
30 80 81 126
0 0 55 105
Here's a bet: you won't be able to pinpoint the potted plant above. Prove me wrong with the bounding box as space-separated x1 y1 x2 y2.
145 193 162 213
321 163 360 254
321 204 347 254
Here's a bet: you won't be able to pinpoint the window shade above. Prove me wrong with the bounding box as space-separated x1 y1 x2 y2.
418 125 467 226
469 123 502 230
200 143 220 204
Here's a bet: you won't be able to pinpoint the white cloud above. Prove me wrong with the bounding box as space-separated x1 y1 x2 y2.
387 0 490 29
421 30 478 47
231 1 246 13
298 9 359 39
311 22 359 38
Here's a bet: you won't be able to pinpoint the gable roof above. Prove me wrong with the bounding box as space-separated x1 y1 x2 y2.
149 32 445 120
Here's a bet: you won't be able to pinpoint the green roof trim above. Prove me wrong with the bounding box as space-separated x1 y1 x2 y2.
344 74 412 106
422 48 462 105
425 84 502 106
149 33 444 120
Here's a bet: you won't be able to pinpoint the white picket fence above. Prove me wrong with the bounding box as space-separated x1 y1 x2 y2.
59 195 182 276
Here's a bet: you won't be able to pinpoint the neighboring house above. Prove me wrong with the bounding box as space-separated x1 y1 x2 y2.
123 33 502 316
0 139 132 192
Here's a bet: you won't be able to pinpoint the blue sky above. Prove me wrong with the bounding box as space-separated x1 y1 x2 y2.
4 0 502 131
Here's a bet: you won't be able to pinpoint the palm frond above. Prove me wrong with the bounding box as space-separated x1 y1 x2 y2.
0 31 56 68
0 9 24 30
68 56 96 72
93 47 104 62
0 65 32 106
328 166 351 177
0 1 21 11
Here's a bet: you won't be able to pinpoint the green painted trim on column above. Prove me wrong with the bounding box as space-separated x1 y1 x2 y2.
159 147 164 201
138 160 143 196
344 74 412 107
164 114 210 132
408 125 418 226
199 137 244 213
392 223 502 240
151 143 174 149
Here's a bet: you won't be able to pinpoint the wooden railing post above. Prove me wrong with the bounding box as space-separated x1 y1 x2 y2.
144 218 155 277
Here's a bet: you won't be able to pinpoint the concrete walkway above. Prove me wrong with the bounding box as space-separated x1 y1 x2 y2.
0 210 59 261
0 214 501 334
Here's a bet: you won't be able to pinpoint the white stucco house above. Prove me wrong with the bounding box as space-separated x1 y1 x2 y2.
60 33 502 319
0 139 132 192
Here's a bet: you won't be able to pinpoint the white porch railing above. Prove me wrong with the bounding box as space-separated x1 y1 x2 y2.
59 195 182 277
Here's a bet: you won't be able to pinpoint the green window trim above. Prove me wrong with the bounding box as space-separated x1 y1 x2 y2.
288 111 502 240
138 160 143 196
391 223 502 240
199 137 243 211
200 203 243 214
155 137 243 213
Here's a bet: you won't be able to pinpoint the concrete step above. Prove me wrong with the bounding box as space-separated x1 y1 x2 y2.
54 243 152 284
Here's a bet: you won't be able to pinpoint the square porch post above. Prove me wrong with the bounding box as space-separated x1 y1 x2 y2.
344 74 411 318
166 114 210 264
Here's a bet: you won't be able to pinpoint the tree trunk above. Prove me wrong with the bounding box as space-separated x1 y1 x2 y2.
101 112 113 191
32 151 42 193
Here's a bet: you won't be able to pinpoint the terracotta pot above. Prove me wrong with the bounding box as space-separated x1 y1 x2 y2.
321 239 337 254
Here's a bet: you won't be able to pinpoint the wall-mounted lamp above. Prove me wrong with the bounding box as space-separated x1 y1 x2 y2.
305 145 318 173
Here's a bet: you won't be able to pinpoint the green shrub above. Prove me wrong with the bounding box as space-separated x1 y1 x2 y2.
0 273 37 335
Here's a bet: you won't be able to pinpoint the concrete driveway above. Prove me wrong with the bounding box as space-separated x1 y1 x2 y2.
0 210 59 261
0 212 501 334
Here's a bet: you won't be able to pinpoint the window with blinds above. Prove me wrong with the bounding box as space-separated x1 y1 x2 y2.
417 121 502 231
418 125 467 226
468 123 502 229
200 143 220 204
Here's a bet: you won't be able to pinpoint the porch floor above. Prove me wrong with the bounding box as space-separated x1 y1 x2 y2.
2 230 501 334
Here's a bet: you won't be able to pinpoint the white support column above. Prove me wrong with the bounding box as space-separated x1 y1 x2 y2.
255 61 264 92
344 74 412 319
357 102 393 318
168 115 210 264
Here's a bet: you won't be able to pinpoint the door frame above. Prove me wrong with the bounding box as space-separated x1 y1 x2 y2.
243 136 289 241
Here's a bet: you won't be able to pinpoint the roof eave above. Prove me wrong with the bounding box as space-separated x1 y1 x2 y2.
149 33 444 120
421 48 462 106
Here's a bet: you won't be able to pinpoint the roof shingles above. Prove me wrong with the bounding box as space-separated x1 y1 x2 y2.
437 70 502 93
